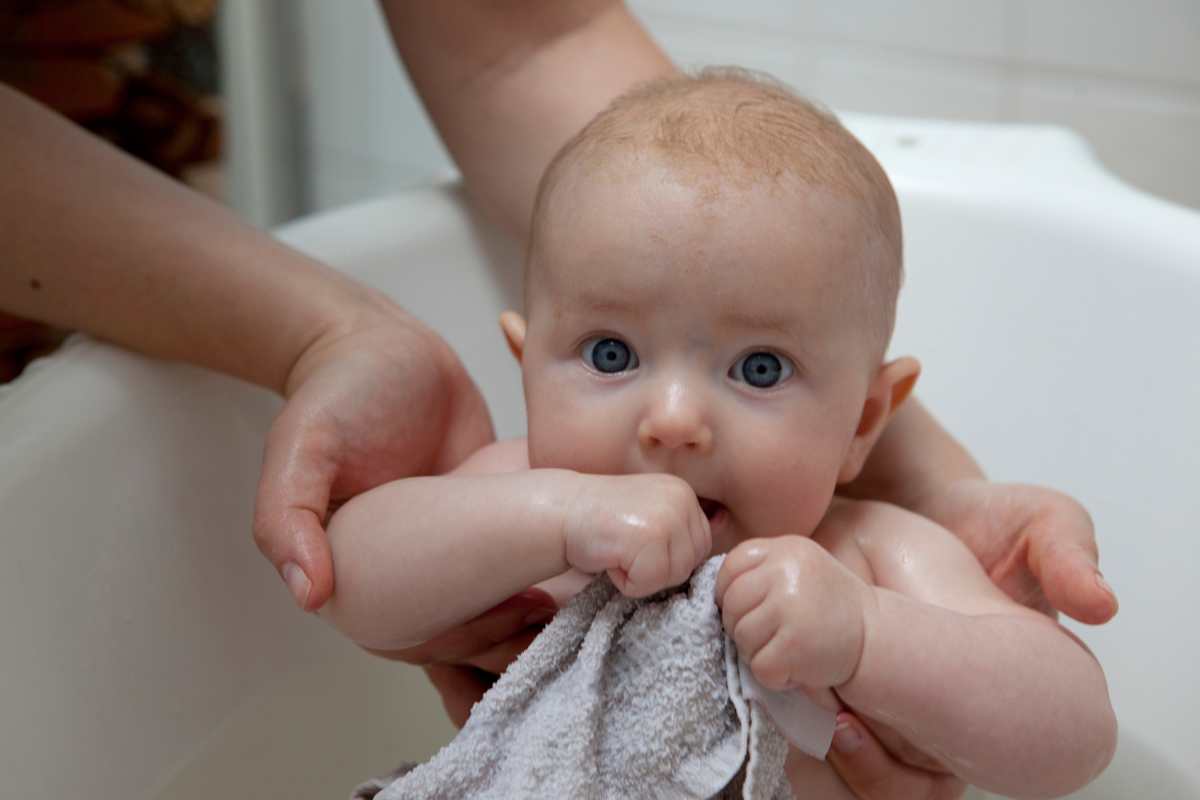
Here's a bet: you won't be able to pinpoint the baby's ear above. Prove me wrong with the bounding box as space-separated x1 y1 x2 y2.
837 356 921 484
499 311 527 363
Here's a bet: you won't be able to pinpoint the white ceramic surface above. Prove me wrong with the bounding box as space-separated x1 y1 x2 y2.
2 115 1197 797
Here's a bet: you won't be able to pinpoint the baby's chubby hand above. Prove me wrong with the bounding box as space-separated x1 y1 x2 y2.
716 536 873 692
564 473 712 598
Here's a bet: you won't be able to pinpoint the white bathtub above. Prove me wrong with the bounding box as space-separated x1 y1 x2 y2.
2 116 1198 798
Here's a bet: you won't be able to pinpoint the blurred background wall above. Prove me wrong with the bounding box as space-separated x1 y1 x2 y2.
221 0 1200 227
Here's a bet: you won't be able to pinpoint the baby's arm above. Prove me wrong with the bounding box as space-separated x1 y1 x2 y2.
823 501 1117 797
322 439 571 649
322 439 711 651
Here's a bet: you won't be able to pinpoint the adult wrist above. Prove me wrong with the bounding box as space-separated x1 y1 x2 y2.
277 281 413 398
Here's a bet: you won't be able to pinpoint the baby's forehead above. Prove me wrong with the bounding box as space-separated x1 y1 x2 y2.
540 76 887 204
534 115 899 284
538 178 862 305
527 69 903 356
540 156 867 259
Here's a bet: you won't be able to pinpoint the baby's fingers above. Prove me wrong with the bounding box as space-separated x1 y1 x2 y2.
669 515 707 587
465 627 545 675
618 537 669 597
688 509 714 570
748 631 794 692
424 664 494 729
719 569 771 638
715 539 772 604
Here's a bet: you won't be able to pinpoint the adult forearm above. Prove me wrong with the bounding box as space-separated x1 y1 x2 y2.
323 469 581 650
842 399 984 510
381 0 676 238
839 592 1116 797
0 85 376 394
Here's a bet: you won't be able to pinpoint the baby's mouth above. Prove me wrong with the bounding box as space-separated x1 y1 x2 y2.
698 497 726 522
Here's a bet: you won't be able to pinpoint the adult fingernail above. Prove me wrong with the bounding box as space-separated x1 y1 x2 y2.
282 562 311 609
516 589 553 603
523 607 555 626
1096 572 1119 614
832 715 862 754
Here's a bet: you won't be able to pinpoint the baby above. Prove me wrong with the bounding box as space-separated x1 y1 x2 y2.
323 69 1116 798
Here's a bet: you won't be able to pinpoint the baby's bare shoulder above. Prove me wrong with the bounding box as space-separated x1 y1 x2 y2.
817 498 1021 613
450 437 531 475
813 497 930 553
811 498 929 584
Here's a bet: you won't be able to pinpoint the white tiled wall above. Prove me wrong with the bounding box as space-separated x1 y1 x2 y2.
280 1 1200 216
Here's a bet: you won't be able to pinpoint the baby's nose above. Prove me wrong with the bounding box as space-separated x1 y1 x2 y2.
637 381 713 453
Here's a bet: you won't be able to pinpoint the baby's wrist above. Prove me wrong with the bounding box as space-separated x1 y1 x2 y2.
839 581 880 692
535 468 588 572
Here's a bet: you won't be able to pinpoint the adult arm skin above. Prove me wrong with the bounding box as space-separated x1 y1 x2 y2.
379 0 675 239
0 84 494 608
0 83 355 393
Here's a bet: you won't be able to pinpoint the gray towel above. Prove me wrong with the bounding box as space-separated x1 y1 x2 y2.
354 557 799 800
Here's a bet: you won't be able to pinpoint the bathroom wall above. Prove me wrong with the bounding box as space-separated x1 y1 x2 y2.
234 1 1200 222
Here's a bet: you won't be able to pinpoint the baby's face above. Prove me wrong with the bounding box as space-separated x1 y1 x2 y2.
520 158 881 552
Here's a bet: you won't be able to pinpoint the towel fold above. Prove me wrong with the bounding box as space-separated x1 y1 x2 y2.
355 556 835 800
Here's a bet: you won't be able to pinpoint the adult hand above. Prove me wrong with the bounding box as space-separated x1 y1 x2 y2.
841 401 1117 625
908 478 1118 624
824 477 1117 798
0 312 67 383
368 588 559 727
252 296 494 611
828 712 966 800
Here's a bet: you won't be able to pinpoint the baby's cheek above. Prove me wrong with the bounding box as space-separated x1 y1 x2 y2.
527 410 621 474
744 451 835 538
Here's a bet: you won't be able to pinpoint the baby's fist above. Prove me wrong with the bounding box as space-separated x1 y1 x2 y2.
716 536 869 691
565 473 712 598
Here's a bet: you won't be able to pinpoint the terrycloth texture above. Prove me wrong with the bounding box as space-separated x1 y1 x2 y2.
353 557 794 800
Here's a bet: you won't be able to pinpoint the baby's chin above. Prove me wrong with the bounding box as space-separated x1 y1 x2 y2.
703 498 793 556
707 511 746 556
705 505 821 555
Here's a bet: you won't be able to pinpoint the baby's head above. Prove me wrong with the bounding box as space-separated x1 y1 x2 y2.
503 68 919 552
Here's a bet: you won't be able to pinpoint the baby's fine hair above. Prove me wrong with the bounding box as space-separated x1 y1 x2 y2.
531 67 904 357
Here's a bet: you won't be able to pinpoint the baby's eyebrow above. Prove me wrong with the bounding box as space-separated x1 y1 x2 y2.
717 308 798 337
572 291 641 315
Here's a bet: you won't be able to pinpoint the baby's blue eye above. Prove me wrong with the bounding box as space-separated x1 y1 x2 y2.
582 337 638 374
731 351 793 389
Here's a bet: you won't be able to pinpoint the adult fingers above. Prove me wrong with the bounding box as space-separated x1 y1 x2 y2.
371 589 557 666
464 627 543 674
253 403 338 611
827 713 966 800
1024 496 1118 625
424 664 493 729
0 318 68 382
